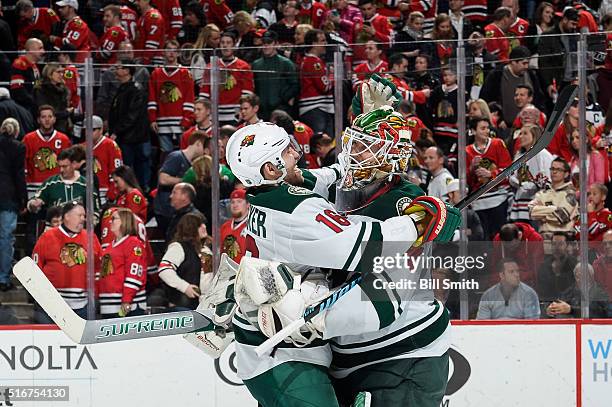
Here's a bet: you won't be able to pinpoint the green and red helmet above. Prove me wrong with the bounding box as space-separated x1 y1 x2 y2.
340 105 414 190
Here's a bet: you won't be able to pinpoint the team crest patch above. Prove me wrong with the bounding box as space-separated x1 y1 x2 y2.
101 254 113 277
64 70 74 79
60 243 86 267
133 246 143 256
160 81 183 103
103 209 113 219
241 134 255 147
295 124 305 132
133 194 142 205
396 196 413 215
313 62 322 71
214 0 223 4
485 30 494 38
111 30 119 37
287 186 313 196
33 147 58 171
446 177 453 185
407 118 417 127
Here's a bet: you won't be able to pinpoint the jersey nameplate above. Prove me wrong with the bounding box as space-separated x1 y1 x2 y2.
247 206 267 238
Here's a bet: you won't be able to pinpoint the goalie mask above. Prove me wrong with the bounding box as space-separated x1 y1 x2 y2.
340 105 414 192
226 122 301 187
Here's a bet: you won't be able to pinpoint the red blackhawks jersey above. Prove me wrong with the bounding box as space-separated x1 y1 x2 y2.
23 129 72 194
408 0 437 32
120 5 138 41
86 136 122 192
17 7 60 50
292 120 318 169
484 23 510 62
507 17 529 50
136 7 165 65
180 124 212 149
462 0 487 24
53 16 90 63
575 208 612 241
352 14 392 66
148 66 195 134
299 53 333 116
152 0 183 39
63 64 81 111
352 60 388 90
98 235 147 314
220 217 247 263
116 190 148 220
200 57 254 123
200 0 234 29
10 55 41 100
405 114 428 142
297 2 327 28
98 25 128 65
466 138 512 210
384 75 427 105
33 225 101 310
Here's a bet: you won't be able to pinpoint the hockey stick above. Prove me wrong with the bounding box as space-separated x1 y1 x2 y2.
255 84 579 357
12 257 218 344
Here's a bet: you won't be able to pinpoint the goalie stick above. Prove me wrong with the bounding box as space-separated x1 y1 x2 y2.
255 83 579 356
12 256 218 344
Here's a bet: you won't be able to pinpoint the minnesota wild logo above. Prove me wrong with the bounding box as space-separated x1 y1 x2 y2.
240 134 255 147
60 243 86 267
160 81 182 104
33 147 58 171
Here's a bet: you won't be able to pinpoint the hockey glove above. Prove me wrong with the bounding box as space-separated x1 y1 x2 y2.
352 74 403 116
403 196 461 245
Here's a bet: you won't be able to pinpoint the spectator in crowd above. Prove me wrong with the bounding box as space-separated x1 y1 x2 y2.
50 0 91 63
190 23 221 84
548 100 580 163
430 66 461 163
96 42 150 121
269 0 300 45
423 146 455 202
529 157 578 237
508 124 553 222
33 63 72 136
111 166 148 221
249 0 276 28
353 0 392 67
568 129 608 188
297 0 328 29
309 132 336 168
593 230 612 299
98 207 147 318
180 99 213 151
290 23 313 65
238 94 262 127
167 182 202 241
525 2 555 56
501 0 529 50
27 149 101 220
220 188 249 263
480 46 544 127
468 98 494 123
44 205 62 231
154 132 207 234
135 0 165 65
109 59 151 190
492 222 545 287
200 30 254 126
251 30 299 121
15 0 60 50
383 54 430 107
325 0 362 44
148 40 195 154
178 1 207 45
448 0 474 39
465 31 498 101
88 116 122 204
575 183 612 242
154 0 183 41
23 105 72 198
390 12 425 68
0 87 34 138
398 99 429 143
546 262 609 318
447 179 485 241
58 46 81 134
466 116 512 240
32 202 101 323
352 41 388 90
483 6 513 62
424 14 455 68
512 104 546 136
298 29 334 136
476 258 541 319
538 232 578 301
538 7 579 101
10 38 44 116
201 0 234 30
98 5 128 66
159 212 213 309
0 118 26 292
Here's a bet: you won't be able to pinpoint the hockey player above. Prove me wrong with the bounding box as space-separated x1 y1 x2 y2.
99 5 129 66
23 106 72 197
148 40 195 153
135 0 165 65
51 0 91 63
98 207 148 317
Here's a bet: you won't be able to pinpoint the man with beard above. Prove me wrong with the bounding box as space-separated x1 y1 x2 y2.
220 188 249 262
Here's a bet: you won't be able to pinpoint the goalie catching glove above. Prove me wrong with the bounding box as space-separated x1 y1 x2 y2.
352 74 403 116
235 257 328 347
404 196 461 246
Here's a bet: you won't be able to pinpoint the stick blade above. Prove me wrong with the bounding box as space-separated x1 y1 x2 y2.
13 257 86 343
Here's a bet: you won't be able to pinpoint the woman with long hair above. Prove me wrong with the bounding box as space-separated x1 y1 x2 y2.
111 165 147 221
158 212 213 310
98 208 147 318
526 2 555 55
508 124 553 222
425 13 454 68
191 23 221 86
34 63 72 134
468 99 494 123
568 128 609 188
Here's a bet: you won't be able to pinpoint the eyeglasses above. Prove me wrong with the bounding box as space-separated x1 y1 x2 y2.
550 167 566 173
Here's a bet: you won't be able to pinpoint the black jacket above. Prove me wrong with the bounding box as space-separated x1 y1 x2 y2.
108 80 149 145
33 82 71 134
166 204 203 243
0 97 35 138
0 133 27 211
538 25 576 91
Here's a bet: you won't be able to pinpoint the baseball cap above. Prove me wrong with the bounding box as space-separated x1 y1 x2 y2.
230 188 247 200
262 30 278 43
56 0 79 10
446 179 460 194
92 115 103 130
